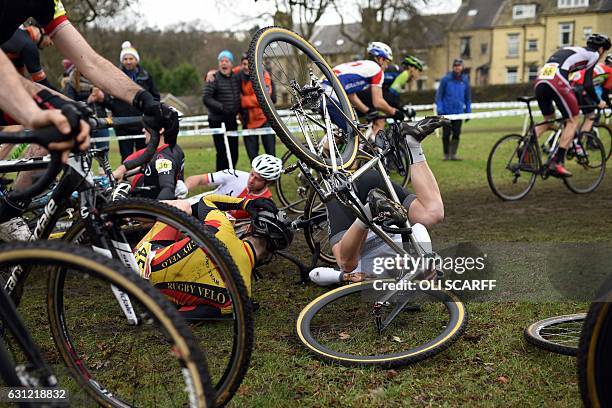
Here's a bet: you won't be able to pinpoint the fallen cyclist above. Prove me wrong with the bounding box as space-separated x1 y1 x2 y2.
310 116 448 286
133 194 293 319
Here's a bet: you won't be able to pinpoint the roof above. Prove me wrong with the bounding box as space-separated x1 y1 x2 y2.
450 0 506 31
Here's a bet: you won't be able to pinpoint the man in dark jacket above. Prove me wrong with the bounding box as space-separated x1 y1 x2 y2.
203 50 241 170
104 41 160 161
435 59 471 161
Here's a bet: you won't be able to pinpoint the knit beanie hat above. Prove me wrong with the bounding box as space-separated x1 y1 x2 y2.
120 41 140 63
217 50 234 63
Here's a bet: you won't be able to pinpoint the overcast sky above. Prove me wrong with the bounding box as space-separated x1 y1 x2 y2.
126 0 461 31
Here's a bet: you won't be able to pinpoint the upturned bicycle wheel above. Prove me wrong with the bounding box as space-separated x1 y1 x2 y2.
564 132 606 194
524 313 585 356
303 190 335 264
59 198 252 407
248 26 358 171
296 280 467 367
0 241 215 407
578 297 612 407
487 134 537 201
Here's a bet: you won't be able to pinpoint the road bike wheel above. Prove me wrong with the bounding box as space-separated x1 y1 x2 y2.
563 132 606 194
248 26 358 171
59 198 252 407
487 134 537 201
593 123 611 162
0 241 215 407
524 313 585 356
296 280 467 367
275 150 311 214
578 298 612 407
303 190 335 264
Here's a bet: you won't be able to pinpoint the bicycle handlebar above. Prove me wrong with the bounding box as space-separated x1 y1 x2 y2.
87 116 143 130
0 105 81 202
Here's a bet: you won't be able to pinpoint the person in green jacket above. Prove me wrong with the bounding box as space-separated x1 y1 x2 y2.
385 55 424 108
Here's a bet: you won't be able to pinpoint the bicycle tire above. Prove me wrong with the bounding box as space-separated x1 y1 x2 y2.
578 299 612 407
563 133 606 194
248 26 358 171
524 313 585 356
58 198 252 407
593 123 611 162
487 134 537 201
296 280 467 367
0 241 215 407
303 190 335 264
275 149 311 214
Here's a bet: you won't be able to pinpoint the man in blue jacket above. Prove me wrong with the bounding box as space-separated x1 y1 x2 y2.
435 59 471 160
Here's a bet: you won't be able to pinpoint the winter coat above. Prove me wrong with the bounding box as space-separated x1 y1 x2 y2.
435 72 471 115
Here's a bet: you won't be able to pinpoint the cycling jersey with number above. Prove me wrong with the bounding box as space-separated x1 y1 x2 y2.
206 169 272 219
133 194 255 314
322 60 384 95
125 143 185 200
0 0 69 43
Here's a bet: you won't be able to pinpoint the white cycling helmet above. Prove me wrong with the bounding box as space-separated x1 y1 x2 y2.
252 154 283 181
367 42 393 61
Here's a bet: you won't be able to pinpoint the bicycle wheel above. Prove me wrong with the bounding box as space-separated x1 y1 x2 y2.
296 280 467 367
59 198 252 407
275 150 311 214
593 123 611 162
0 241 215 407
487 134 538 201
303 190 335 264
563 132 606 194
524 313 585 356
248 26 358 171
578 299 612 407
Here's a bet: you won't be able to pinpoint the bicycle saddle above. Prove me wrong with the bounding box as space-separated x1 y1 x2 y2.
399 116 451 142
517 96 536 103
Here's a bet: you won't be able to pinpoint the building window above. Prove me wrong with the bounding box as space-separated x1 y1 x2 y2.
508 34 520 57
507 67 519 84
559 23 573 46
527 39 538 51
558 0 588 8
583 27 592 40
416 79 425 91
513 4 536 19
527 65 539 81
467 9 478 16
460 37 471 59
481 43 488 54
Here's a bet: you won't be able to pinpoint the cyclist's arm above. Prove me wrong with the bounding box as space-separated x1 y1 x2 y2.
51 23 142 104
371 86 396 116
205 194 245 211
155 156 177 200
584 65 601 104
21 41 59 92
390 70 409 94
332 223 368 273
348 93 369 114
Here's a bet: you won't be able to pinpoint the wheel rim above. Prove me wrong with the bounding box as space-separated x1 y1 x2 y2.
487 134 537 201
526 314 585 355
304 192 335 264
275 150 310 214
564 133 606 194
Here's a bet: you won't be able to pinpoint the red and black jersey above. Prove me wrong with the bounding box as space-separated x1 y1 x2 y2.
124 143 185 200
0 0 69 44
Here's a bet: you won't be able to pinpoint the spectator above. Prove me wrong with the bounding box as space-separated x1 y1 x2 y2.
435 58 471 161
238 53 275 160
64 70 110 175
203 50 242 170
59 58 74 90
102 41 160 161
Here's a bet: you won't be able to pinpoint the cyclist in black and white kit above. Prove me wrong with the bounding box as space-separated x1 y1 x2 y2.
1 22 58 91
534 33 610 177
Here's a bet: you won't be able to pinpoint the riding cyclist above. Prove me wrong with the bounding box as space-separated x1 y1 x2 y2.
134 195 293 319
322 42 407 137
386 55 424 108
571 53 612 137
534 33 611 177
185 154 283 219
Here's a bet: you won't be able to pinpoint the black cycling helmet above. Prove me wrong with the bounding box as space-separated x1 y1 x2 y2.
250 210 294 252
605 53 612 66
586 33 611 51
402 55 424 71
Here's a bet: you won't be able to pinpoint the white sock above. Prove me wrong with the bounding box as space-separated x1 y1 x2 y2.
405 135 426 164
309 267 343 286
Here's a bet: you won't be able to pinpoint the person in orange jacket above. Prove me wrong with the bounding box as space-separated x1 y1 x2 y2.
238 53 274 160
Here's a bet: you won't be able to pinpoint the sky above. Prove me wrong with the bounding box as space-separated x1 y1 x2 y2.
127 0 462 31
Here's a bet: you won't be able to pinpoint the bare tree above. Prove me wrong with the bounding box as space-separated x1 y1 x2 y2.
258 0 336 40
63 0 141 25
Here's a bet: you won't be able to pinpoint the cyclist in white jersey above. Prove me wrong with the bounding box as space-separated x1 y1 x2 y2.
323 42 407 136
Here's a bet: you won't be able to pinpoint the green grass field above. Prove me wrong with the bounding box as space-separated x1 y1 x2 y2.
15 115 612 406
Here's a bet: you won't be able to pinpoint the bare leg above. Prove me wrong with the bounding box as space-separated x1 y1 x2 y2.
558 116 579 150
580 115 595 133
13 144 46 190
162 199 193 216
407 161 444 228
534 114 555 138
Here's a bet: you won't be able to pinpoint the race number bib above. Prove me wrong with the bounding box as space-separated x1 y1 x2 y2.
538 63 559 80
155 158 173 174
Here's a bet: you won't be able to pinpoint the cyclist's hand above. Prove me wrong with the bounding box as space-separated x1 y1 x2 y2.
392 108 405 122
243 197 278 217
133 90 178 133
597 100 607 110
364 109 378 122
29 110 91 163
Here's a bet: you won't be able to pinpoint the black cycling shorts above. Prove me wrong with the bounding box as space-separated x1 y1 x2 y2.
326 169 416 246
356 88 401 116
